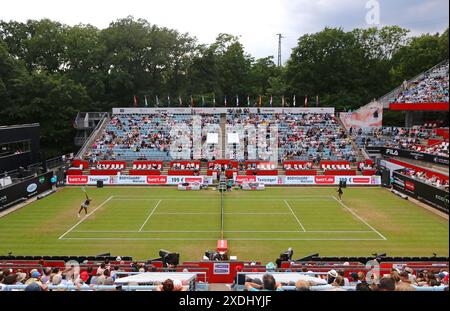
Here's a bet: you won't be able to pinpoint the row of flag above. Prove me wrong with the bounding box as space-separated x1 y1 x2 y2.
133 95 320 107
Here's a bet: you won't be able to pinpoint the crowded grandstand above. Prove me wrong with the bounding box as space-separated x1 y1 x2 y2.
1 60 448 292
0 4 448 298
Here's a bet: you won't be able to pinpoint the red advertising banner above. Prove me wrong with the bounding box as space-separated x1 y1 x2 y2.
389 102 449 111
146 176 168 184
314 176 335 184
235 175 256 184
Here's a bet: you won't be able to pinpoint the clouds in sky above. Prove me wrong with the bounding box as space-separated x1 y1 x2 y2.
1 0 448 62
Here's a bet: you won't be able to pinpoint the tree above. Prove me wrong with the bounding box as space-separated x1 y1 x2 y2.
286 27 369 109
1 16 448 154
391 32 446 85
248 56 278 95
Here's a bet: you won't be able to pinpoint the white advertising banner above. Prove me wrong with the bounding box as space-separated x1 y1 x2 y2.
283 175 316 185
66 175 204 185
282 175 381 185
256 176 283 185
67 175 380 186
112 107 335 115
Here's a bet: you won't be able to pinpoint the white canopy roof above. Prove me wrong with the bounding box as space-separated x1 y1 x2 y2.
244 272 327 285
114 272 197 284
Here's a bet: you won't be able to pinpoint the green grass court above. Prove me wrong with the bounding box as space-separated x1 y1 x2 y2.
0 187 448 262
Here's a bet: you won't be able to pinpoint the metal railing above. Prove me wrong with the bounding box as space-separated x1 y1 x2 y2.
75 113 109 159
376 59 449 107
1 284 159 291
73 112 108 129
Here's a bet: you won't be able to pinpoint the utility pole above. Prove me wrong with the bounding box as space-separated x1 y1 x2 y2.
276 33 284 67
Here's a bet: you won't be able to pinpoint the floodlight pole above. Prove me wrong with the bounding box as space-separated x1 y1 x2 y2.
276 33 284 67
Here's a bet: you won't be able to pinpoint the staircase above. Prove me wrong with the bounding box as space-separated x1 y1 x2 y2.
220 113 227 159
76 113 109 159
335 114 366 162
218 172 227 192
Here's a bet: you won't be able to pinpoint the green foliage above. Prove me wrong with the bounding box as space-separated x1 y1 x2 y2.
390 29 449 85
0 17 448 155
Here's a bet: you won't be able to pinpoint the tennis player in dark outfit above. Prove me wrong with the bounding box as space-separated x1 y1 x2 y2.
77 192 92 218
337 186 343 201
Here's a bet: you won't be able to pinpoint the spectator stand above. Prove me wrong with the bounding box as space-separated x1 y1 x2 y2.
245 161 278 176
320 161 356 176
168 160 201 176
129 161 163 176
283 161 316 176
207 160 238 179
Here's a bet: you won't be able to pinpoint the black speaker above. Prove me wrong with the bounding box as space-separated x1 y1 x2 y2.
97 180 104 188
40 152 48 173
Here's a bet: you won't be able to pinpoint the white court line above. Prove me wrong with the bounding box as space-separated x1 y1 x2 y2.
331 196 387 241
283 200 306 232
72 230 375 233
61 237 385 241
138 200 162 232
153 212 291 215
58 196 114 240
111 196 335 200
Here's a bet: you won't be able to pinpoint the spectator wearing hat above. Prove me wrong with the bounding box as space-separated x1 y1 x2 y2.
79 271 90 284
265 262 276 272
327 269 338 284
25 270 42 286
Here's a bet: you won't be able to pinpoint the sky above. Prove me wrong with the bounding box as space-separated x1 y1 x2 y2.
1 0 448 63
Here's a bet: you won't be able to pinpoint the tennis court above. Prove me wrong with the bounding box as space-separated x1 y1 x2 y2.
0 186 447 261
60 193 385 241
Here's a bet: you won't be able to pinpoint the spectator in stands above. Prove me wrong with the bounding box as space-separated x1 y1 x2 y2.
24 282 46 291
97 262 107 275
50 274 65 291
90 271 101 285
84 266 94 284
25 269 42 286
337 269 350 286
111 266 121 281
41 267 52 284
331 276 345 287
1 273 17 291
349 272 362 285
355 283 371 291
244 274 283 291
295 280 311 291
265 262 276 273
395 271 416 291
354 126 449 158
155 278 186 291
393 62 449 104
376 277 396 291
326 269 338 284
